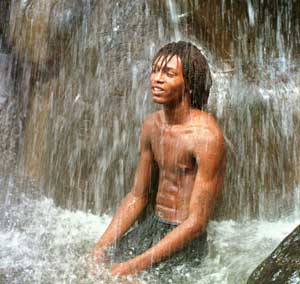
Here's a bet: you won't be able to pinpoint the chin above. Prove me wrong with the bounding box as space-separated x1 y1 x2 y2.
153 99 166 105
152 96 168 105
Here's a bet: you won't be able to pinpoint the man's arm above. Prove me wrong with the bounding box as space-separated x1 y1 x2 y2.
111 127 226 275
93 118 154 257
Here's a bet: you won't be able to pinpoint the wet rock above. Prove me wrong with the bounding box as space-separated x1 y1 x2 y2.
247 225 300 284
0 53 12 111
0 0 10 45
162 0 300 66
48 0 83 56
0 52 20 173
9 0 83 70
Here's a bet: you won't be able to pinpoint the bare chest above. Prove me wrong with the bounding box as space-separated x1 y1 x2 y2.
150 125 196 173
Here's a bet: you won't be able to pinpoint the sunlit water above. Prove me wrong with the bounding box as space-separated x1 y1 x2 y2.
1 177 298 284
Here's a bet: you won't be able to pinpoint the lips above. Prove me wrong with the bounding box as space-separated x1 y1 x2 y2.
151 85 165 95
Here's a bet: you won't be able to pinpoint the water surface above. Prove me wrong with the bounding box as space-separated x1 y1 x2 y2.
0 177 297 284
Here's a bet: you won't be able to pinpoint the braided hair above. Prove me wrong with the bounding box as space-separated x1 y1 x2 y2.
152 41 212 110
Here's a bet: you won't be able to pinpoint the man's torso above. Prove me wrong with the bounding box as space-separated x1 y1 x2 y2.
147 110 221 224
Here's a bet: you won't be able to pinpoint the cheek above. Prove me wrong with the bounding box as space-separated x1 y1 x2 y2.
172 80 185 91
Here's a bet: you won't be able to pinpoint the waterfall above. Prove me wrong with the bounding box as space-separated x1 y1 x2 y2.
0 0 299 283
6 0 298 219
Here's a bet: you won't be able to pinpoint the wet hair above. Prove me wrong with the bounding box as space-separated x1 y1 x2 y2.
152 41 212 110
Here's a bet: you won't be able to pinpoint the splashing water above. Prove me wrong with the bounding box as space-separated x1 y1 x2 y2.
0 177 298 284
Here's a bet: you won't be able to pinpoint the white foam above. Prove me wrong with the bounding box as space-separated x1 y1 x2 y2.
0 194 298 283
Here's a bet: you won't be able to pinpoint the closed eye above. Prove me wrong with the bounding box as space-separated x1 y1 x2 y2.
163 67 177 77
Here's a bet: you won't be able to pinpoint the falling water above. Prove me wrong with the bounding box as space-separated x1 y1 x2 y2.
166 0 181 40
0 0 300 283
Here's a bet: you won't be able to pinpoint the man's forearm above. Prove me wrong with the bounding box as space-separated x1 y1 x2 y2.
95 192 148 250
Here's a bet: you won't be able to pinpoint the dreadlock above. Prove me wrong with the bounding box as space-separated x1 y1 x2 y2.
152 41 212 110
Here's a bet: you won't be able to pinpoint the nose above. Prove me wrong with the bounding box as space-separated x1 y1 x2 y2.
151 70 164 82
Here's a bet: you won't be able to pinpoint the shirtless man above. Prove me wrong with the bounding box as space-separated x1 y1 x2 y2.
93 41 226 276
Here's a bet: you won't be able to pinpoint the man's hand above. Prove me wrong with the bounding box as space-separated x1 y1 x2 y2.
111 261 139 276
92 247 110 264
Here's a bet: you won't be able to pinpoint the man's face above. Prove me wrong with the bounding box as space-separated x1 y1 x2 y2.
150 55 186 106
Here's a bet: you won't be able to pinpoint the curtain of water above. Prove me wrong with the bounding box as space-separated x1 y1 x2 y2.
1 0 300 219
4 0 174 214
1 1 300 283
166 0 300 219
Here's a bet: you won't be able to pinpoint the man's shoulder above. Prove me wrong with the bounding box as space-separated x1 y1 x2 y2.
192 111 225 147
139 111 161 142
142 111 161 129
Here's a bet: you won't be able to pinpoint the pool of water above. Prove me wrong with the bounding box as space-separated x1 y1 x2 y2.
0 177 297 284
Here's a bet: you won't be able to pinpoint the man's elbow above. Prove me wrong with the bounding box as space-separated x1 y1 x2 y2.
139 196 149 208
185 217 205 237
127 191 148 208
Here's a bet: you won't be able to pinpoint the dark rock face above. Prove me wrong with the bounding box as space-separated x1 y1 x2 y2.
11 0 169 211
9 0 84 69
247 225 300 284
0 53 12 110
0 0 10 47
0 53 20 173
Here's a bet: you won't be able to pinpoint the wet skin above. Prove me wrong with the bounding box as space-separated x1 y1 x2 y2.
94 55 226 276
152 110 226 224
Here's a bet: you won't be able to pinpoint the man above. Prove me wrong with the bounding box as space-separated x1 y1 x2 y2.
93 41 226 276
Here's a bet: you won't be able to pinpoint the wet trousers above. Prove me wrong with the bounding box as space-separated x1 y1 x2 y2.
109 214 208 269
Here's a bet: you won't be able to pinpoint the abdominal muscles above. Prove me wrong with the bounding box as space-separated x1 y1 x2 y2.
155 170 196 224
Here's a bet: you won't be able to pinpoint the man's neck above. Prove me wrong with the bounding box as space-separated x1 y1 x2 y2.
162 98 192 125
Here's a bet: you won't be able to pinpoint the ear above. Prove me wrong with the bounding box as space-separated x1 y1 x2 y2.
184 85 193 104
183 79 189 90
184 83 192 95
